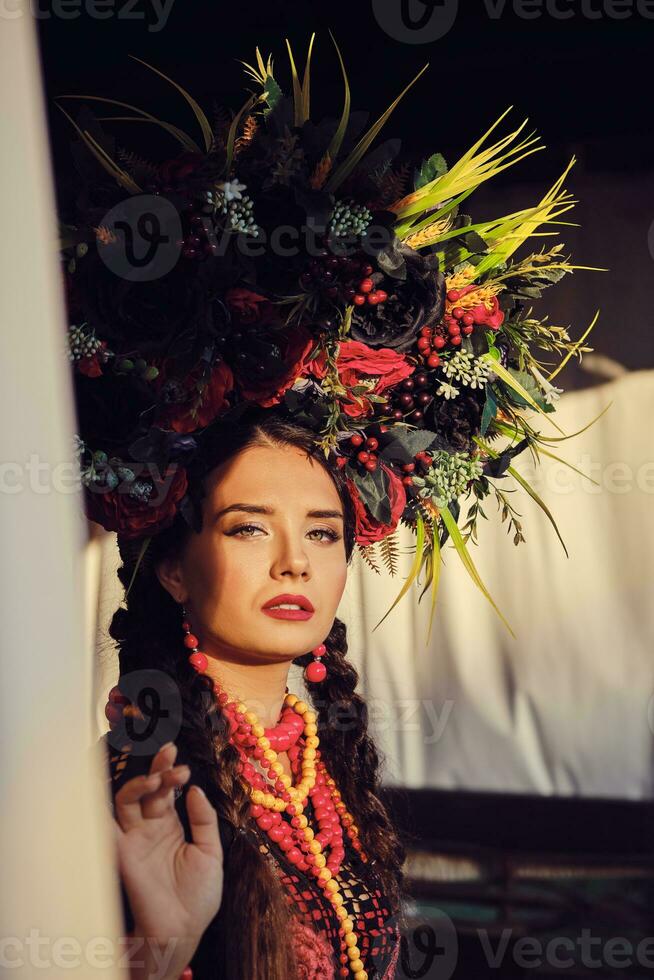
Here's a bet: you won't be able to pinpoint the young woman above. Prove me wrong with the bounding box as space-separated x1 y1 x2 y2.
63 34 584 980
103 411 407 980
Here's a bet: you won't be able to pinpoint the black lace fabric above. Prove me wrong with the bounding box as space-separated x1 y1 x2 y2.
104 735 401 979
255 793 401 979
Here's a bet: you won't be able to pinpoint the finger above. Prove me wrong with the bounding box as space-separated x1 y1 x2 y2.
185 785 223 860
114 772 163 832
141 765 190 819
149 741 178 776
112 814 125 844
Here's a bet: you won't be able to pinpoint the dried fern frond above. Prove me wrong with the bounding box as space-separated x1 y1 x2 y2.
234 114 259 157
357 543 382 575
115 147 160 183
378 532 400 576
372 162 411 209
309 152 332 190
209 100 232 152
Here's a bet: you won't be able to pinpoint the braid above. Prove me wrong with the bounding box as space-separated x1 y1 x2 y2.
298 617 407 918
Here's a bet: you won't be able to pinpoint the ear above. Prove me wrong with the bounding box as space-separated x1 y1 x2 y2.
155 556 188 605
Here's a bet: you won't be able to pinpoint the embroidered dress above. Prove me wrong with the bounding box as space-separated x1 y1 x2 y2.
104 735 401 979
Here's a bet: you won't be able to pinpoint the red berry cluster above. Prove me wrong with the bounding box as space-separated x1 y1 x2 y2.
351 277 388 308
298 253 389 308
416 325 449 367
383 372 433 425
444 288 480 338
177 199 218 261
399 451 432 489
348 432 380 472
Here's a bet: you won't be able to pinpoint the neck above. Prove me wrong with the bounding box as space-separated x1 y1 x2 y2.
202 653 292 728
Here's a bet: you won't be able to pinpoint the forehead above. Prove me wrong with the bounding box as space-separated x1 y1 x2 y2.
204 443 342 508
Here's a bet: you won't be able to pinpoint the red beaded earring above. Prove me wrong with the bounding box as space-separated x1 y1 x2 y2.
181 605 208 674
304 642 327 683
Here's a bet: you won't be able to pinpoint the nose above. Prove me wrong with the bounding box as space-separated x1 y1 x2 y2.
270 528 310 581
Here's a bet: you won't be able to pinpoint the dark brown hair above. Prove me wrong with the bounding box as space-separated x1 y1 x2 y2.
108 411 407 979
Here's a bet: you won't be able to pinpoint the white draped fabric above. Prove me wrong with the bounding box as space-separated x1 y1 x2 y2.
1 13 125 978
343 370 654 797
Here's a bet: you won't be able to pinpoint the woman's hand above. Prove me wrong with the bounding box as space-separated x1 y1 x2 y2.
113 742 224 978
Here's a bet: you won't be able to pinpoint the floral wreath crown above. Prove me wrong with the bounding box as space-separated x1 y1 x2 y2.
57 33 604 638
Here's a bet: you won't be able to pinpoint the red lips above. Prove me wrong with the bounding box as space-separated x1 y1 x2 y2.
262 593 315 612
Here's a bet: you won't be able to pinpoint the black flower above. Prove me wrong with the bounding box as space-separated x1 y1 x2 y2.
350 239 445 351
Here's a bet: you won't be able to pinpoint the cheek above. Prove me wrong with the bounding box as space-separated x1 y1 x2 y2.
319 547 348 605
184 539 267 617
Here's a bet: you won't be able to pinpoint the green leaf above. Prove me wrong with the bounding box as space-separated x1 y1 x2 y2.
125 537 152 598
507 464 569 558
325 62 429 193
325 30 352 168
414 152 448 191
500 368 551 412
481 384 498 436
127 55 213 153
54 102 142 194
532 444 600 486
262 74 284 113
440 505 516 638
352 466 392 525
483 357 566 434
379 427 446 466
56 95 202 154
373 512 426 631
425 520 442 645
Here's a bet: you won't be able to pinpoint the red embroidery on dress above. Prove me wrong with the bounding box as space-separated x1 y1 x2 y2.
290 917 336 980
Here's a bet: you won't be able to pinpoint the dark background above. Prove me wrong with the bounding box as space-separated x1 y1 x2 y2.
38 0 654 388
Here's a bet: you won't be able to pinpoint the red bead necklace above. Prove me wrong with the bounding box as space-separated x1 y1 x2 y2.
182 617 371 980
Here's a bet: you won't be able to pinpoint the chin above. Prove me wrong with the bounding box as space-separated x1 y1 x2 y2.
259 619 328 652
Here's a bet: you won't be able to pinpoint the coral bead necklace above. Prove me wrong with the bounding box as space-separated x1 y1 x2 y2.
182 616 373 979
214 684 371 979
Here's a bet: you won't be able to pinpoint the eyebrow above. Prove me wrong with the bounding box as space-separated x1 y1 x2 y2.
214 503 344 522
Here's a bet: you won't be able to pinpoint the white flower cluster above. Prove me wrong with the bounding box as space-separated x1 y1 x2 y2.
66 322 102 362
438 349 492 397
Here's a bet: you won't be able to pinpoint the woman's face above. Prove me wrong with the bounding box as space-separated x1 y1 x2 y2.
158 442 349 665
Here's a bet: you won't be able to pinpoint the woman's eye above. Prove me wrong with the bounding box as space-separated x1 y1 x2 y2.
308 528 341 542
227 524 340 542
229 523 263 537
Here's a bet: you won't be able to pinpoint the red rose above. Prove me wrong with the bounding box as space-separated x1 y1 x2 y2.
77 340 110 378
238 326 316 407
473 295 505 331
225 287 274 325
157 151 205 188
346 464 407 545
85 466 188 540
308 340 414 419
154 360 234 433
